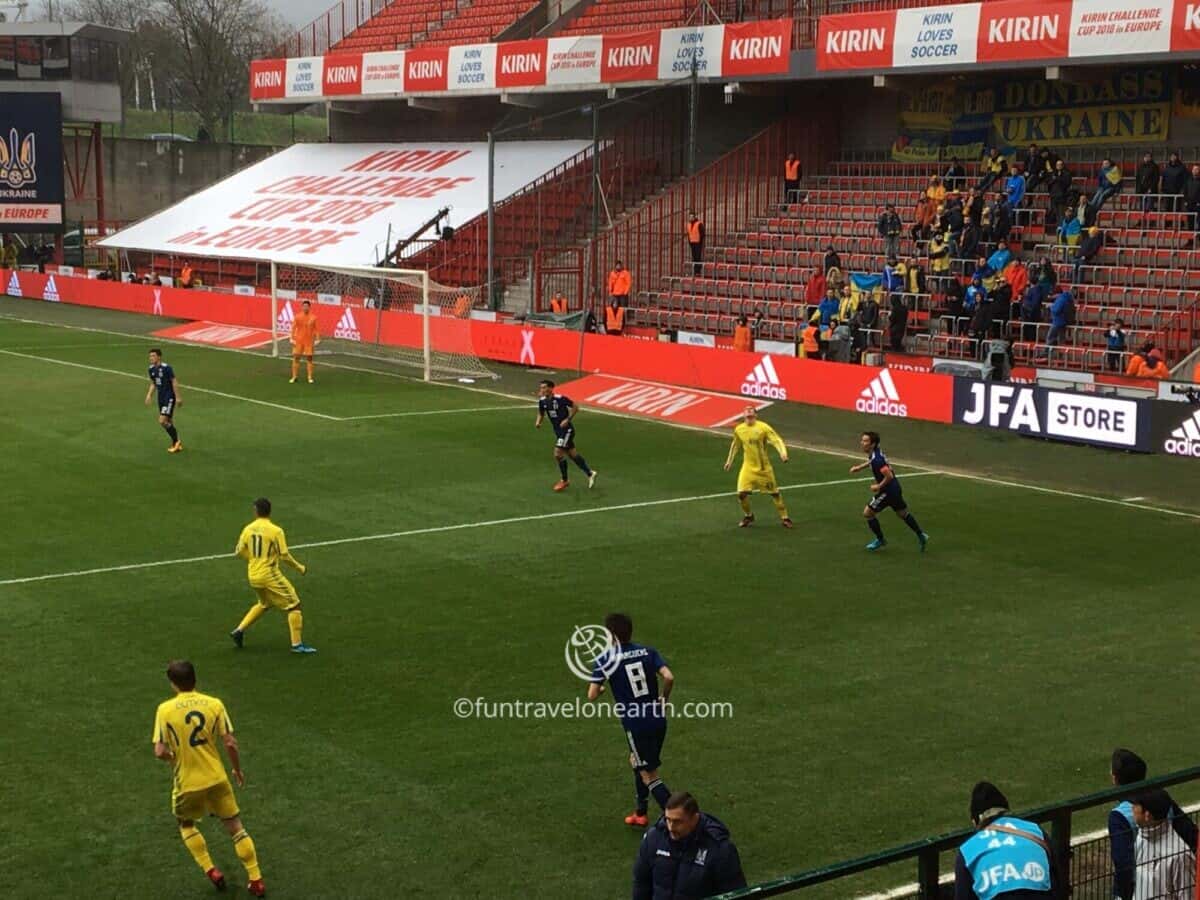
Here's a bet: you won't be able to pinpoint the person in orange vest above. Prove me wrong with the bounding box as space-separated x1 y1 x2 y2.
607 261 631 307
179 260 194 289
289 299 320 384
784 154 802 201
686 211 705 276
452 293 472 318
1137 348 1169 379
801 320 820 359
549 291 568 314
604 297 625 336
1193 359 1200 382
732 315 752 353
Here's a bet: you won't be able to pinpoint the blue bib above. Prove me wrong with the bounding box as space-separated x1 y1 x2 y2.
960 817 1052 900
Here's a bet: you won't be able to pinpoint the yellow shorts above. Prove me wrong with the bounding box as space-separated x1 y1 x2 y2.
737 467 778 494
251 574 300 611
173 780 239 821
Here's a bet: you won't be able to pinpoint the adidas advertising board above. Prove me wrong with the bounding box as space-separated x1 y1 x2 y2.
334 307 361 341
1152 401 1200 460
953 379 1152 452
741 355 787 400
856 369 908 417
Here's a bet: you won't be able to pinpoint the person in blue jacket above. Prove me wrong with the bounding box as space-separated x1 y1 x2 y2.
1108 748 1198 900
632 791 746 900
954 781 1064 900
817 288 840 329
1047 289 1073 347
964 273 987 317
1006 165 1026 209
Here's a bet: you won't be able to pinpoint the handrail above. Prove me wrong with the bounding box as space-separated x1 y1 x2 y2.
719 765 1200 898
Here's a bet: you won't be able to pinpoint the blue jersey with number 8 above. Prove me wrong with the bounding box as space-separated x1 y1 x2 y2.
591 642 667 733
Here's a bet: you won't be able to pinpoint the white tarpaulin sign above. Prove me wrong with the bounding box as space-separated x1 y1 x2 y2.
99 141 590 267
892 3 982 66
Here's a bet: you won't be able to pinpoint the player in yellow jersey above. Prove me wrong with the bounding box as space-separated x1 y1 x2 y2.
152 660 266 897
723 406 793 528
229 497 316 653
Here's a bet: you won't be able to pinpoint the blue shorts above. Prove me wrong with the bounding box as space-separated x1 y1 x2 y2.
625 723 667 771
869 487 905 513
158 397 176 418
553 426 575 451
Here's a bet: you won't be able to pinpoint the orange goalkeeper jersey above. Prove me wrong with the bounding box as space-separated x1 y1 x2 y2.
291 311 319 345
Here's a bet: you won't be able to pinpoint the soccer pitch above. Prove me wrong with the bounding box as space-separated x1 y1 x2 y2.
2 297 1198 899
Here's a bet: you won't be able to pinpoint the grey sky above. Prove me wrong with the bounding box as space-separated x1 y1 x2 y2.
267 0 339 29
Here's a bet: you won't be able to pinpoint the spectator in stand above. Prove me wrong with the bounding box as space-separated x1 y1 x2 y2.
1058 209 1082 257
1105 319 1127 372
632 791 746 900
888 293 908 351
1132 789 1197 900
928 231 951 288
991 194 1012 244
1072 226 1103 283
1077 191 1096 228
783 154 801 201
141 268 158 286
607 260 631 307
838 282 859 323
1185 165 1200 232
945 198 965 256
178 260 194 289
1160 152 1189 212
968 286 994 342
954 782 1063 900
1004 259 1029 322
1036 256 1058 291
964 273 986 330
818 287 840 335
1021 144 1040 180
1125 343 1152 377
911 196 935 244
1046 287 1074 353
882 256 903 295
1020 282 1045 342
1136 152 1161 215
943 276 964 334
826 265 845 296
823 244 841 275
979 199 994 244
1006 165 1026 210
1 235 17 270
926 175 946 207
977 147 1007 193
903 257 926 296
854 293 880 353
732 315 753 353
1047 159 1073 227
944 156 966 192
830 318 854 363
958 215 980 263
686 211 705 275
1027 147 1059 193
1090 157 1123 213
604 297 626 336
800 318 820 359
550 291 568 314
805 268 827 310
877 203 902 260
1138 348 1170 379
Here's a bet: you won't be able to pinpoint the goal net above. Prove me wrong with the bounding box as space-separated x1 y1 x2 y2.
269 261 497 382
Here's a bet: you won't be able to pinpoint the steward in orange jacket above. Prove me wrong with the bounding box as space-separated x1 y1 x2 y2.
607 262 631 304
550 292 568 314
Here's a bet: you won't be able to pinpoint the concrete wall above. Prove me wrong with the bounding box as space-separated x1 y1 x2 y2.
64 137 281 226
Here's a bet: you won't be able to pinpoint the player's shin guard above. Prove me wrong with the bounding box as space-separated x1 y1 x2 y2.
634 772 650 815
557 458 569 480
231 829 262 881
646 778 671 810
771 494 789 520
902 513 923 534
287 610 304 646
571 455 593 477
868 518 885 540
738 495 752 516
237 604 266 632
180 824 215 872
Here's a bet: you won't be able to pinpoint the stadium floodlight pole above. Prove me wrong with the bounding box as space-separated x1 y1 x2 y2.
270 260 279 358
486 130 495 312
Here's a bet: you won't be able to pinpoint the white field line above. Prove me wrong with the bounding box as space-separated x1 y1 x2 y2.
339 404 528 420
2 313 1197 522
0 474 944 588
854 801 1200 900
0 348 342 422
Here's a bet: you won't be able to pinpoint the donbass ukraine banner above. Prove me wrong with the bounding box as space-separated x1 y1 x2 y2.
891 83 990 162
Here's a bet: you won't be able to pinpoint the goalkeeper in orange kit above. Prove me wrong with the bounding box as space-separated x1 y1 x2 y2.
290 300 320 384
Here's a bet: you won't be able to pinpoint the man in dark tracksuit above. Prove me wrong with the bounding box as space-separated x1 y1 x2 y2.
1108 748 1198 900
632 792 746 899
954 782 1065 900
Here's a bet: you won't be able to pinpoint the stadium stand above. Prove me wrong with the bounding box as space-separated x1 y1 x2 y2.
556 0 692 36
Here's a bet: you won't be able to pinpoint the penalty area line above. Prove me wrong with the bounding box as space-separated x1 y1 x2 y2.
0 473 943 588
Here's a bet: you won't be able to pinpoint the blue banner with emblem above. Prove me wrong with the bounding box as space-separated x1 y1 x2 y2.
0 92 64 233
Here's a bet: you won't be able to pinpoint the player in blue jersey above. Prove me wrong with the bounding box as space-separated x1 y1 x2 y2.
145 348 183 453
535 379 597 492
850 431 928 552
587 613 675 828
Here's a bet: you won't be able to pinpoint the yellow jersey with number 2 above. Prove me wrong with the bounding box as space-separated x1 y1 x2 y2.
152 691 233 796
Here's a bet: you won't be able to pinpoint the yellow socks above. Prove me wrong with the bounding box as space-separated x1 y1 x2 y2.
232 828 262 881
772 495 790 519
180 825 215 872
738 495 752 516
237 604 267 633
288 610 303 646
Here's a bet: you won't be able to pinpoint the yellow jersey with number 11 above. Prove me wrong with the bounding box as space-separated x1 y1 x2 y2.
236 517 302 586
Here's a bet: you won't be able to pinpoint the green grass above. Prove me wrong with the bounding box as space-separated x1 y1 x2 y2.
1 297 1198 898
103 107 327 146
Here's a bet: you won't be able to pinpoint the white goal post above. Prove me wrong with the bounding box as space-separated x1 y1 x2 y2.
269 260 497 382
